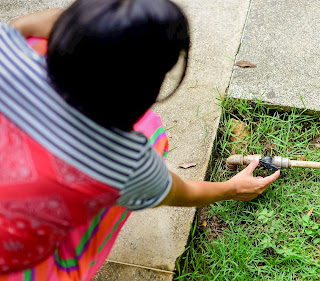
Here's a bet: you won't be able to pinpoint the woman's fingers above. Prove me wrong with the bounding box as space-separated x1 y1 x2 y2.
260 170 280 186
253 170 280 196
244 158 280 185
243 158 260 175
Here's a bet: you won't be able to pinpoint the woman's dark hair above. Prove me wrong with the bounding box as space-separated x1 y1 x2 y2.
47 0 190 130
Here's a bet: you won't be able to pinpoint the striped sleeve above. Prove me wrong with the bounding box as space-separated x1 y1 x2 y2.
0 23 43 64
117 143 172 211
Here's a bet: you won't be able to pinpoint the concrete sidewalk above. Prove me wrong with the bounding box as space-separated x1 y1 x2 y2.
229 0 320 112
0 0 251 280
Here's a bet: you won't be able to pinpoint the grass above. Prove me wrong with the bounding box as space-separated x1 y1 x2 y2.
174 96 320 280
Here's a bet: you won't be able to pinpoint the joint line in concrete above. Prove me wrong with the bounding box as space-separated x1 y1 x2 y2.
106 259 175 275
226 0 253 96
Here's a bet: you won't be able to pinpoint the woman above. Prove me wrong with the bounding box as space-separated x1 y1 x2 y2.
0 0 279 279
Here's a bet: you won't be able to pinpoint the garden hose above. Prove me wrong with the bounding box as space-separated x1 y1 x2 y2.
226 154 320 171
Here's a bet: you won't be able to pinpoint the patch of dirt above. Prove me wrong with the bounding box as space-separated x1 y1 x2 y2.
197 206 226 240
310 136 320 147
263 141 277 155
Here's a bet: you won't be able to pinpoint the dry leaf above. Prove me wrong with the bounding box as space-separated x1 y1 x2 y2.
179 162 197 169
229 119 248 142
235 60 257 68
229 119 249 150
201 221 207 227
297 155 306 161
307 207 314 217
244 257 249 260
231 148 236 155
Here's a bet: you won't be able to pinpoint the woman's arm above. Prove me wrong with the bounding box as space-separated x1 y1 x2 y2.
9 8 63 38
159 159 280 207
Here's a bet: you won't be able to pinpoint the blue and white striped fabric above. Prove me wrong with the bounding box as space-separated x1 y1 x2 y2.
0 23 172 210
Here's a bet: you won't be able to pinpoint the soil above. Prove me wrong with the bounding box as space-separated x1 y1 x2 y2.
197 206 226 240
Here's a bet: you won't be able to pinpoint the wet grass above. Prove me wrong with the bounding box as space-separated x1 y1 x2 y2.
175 96 320 280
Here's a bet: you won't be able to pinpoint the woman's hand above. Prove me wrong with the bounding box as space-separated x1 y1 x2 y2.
228 159 280 201
10 8 63 38
158 159 280 208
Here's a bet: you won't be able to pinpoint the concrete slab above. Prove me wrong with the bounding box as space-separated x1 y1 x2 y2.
0 0 73 23
229 0 320 111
